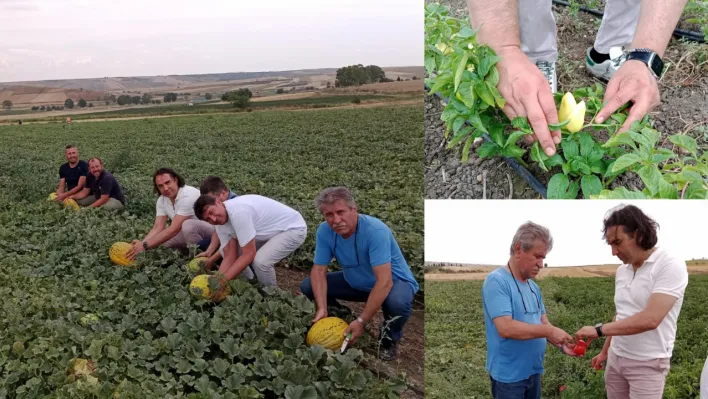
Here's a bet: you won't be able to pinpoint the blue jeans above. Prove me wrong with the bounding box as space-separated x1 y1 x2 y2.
490 374 541 399
299 271 414 346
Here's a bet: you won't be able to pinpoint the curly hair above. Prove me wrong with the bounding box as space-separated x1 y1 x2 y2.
603 204 659 250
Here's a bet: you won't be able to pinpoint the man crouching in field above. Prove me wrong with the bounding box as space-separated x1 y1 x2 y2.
300 187 420 361
194 176 239 270
53 145 88 202
574 204 688 399
68 158 125 210
125 168 215 260
482 221 580 399
193 192 307 287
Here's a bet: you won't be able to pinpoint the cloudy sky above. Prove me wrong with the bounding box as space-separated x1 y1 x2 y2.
425 200 708 267
0 0 422 82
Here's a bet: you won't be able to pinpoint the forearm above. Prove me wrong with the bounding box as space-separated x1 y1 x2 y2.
220 250 255 280
632 0 689 57
90 196 109 208
311 270 329 311
600 313 656 336
467 0 520 51
359 280 393 322
65 185 84 197
498 319 551 340
145 225 179 248
205 232 220 255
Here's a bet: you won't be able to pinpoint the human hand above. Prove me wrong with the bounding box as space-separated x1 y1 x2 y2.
312 308 328 324
574 326 599 342
547 326 574 346
591 351 609 370
594 59 660 133
343 319 365 345
560 342 584 357
125 240 144 260
496 46 561 156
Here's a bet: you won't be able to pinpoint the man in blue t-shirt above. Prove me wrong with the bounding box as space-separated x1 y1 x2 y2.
483 221 580 399
70 157 125 210
300 186 419 361
196 175 239 266
54 145 88 202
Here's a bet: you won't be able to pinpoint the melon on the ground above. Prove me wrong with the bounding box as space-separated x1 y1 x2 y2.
189 274 230 302
48 192 57 201
187 257 208 273
306 317 349 350
109 242 135 267
63 198 80 210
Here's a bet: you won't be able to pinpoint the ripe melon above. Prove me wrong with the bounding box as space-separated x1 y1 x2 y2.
63 198 80 210
306 317 349 350
80 314 99 326
109 242 135 267
48 192 57 201
189 274 229 302
187 257 208 273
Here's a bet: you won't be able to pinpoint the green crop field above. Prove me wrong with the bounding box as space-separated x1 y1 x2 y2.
425 276 708 399
0 104 422 398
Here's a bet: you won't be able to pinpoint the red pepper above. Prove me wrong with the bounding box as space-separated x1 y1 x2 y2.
573 340 587 355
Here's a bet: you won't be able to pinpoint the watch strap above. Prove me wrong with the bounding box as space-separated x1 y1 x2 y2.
626 48 664 78
356 316 366 326
595 323 604 337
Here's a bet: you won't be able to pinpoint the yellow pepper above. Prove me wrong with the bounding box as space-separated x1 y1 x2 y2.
557 92 586 133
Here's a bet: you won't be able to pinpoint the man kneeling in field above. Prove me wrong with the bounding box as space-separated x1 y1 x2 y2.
194 176 239 269
125 168 215 260
300 187 419 361
193 193 307 287
53 145 88 202
68 157 125 210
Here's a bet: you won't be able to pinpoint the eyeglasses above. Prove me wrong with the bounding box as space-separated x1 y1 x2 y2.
508 264 541 315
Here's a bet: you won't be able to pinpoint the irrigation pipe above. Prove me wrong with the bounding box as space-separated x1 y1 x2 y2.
425 85 549 198
551 0 706 43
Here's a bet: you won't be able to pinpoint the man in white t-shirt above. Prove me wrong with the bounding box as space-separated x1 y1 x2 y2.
574 204 688 399
125 168 215 260
193 193 307 287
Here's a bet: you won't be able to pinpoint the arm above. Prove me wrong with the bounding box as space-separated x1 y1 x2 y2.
358 263 394 323
493 316 553 340
64 176 87 197
70 187 91 200
601 315 616 354
144 215 168 241
599 293 677 336
89 194 111 208
632 0 689 58
310 265 329 316
467 0 519 52
219 238 256 280
144 214 190 249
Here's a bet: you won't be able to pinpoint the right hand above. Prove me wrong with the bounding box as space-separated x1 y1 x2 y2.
312 308 327 324
195 251 212 259
547 326 574 346
496 46 561 156
591 351 608 370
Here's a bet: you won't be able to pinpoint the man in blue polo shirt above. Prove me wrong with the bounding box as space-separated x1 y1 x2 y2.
195 176 239 268
300 186 419 361
483 221 580 399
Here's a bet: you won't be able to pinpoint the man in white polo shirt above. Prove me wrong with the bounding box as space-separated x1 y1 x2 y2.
193 193 307 287
575 204 688 399
125 168 215 260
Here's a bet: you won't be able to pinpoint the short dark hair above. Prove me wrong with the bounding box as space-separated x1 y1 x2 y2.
65 145 76 149
603 204 659 250
88 157 103 165
194 194 218 220
152 167 185 195
200 175 228 195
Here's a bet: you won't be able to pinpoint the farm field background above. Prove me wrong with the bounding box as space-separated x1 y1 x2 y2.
0 103 424 397
424 275 708 399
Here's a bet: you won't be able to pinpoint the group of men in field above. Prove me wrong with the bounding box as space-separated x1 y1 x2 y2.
51 146 418 361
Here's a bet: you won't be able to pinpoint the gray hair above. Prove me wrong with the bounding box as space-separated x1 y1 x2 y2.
314 186 356 213
510 221 553 255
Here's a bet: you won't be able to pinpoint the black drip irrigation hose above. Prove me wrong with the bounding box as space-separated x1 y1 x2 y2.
552 0 706 43
425 85 549 198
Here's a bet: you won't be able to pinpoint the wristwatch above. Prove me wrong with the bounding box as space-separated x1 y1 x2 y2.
142 241 149 250
355 316 367 326
595 323 604 337
625 48 665 79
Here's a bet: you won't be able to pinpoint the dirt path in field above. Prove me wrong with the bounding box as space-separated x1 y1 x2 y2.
424 0 708 199
425 262 708 281
0 99 421 126
275 266 424 399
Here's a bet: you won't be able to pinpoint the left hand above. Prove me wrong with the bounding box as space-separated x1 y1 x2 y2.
343 319 365 345
575 326 599 342
560 343 584 357
594 59 660 134
125 240 144 260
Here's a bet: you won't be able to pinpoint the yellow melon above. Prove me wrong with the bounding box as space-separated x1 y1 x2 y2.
306 317 349 350
48 192 57 201
63 198 80 210
187 257 208 273
109 242 135 267
189 274 229 302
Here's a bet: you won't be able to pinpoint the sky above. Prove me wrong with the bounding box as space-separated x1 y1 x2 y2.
425 200 708 267
0 0 422 82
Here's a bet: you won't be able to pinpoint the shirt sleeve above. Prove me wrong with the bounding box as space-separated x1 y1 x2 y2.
58 165 65 179
652 257 688 299
155 198 166 217
175 190 198 217
482 275 513 320
228 209 256 247
368 228 392 267
313 223 333 265
80 161 89 176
